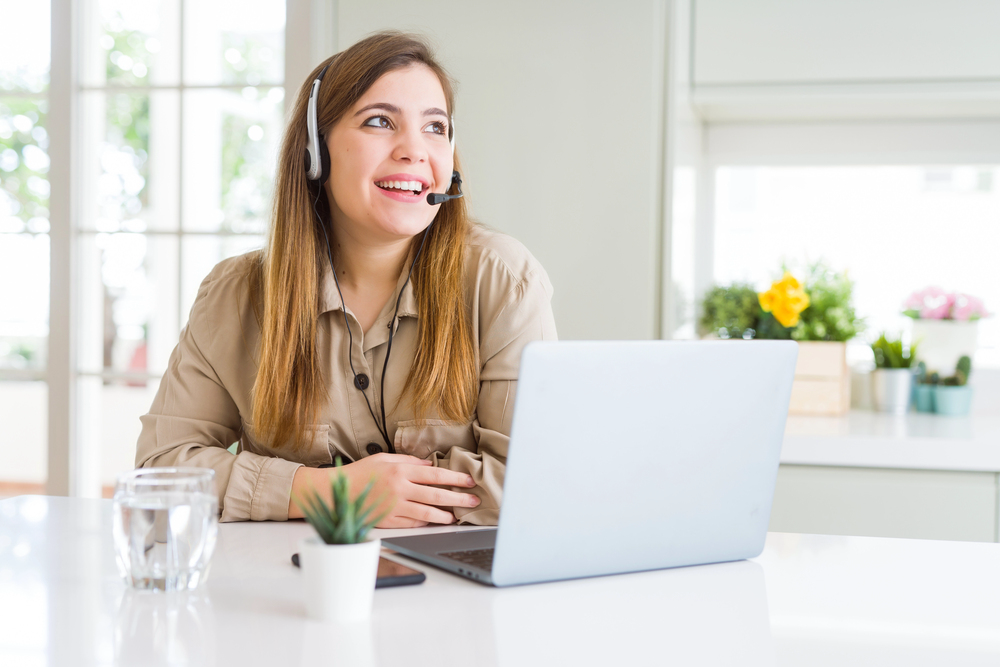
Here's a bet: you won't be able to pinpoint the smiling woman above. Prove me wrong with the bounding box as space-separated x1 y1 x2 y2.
135 32 557 527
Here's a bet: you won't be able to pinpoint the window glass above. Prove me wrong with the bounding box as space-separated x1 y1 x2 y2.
0 234 49 371
0 0 50 93
714 166 1000 367
77 234 179 376
0 0 49 495
76 377 161 497
80 0 180 88
79 90 180 232
181 87 284 233
184 0 285 86
0 382 47 498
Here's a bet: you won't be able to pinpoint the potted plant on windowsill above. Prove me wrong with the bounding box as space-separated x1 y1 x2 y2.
871 333 919 414
760 264 864 416
934 355 974 417
913 361 936 413
698 264 864 416
903 287 988 372
295 459 389 622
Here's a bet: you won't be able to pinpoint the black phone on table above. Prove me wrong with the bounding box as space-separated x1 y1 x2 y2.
291 553 426 588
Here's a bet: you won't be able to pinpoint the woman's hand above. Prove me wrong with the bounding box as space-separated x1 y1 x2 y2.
288 454 480 528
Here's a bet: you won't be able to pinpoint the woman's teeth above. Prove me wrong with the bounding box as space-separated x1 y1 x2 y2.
376 180 423 194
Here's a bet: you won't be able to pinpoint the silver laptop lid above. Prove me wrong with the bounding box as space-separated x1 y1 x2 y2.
492 340 797 587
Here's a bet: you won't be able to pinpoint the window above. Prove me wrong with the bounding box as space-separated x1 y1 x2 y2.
712 165 1000 367
1 0 304 499
74 0 286 497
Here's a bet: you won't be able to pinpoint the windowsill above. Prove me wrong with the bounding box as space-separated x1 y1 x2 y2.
781 410 1000 472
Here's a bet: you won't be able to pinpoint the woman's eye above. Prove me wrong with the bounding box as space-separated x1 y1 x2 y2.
362 115 392 129
425 121 447 135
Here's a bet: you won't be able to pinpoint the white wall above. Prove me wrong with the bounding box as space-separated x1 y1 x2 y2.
694 0 1000 85
332 0 671 340
691 0 1000 122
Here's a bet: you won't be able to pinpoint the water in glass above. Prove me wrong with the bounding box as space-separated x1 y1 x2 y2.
113 468 219 591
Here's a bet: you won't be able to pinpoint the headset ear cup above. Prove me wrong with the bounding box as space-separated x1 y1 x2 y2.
318 140 331 188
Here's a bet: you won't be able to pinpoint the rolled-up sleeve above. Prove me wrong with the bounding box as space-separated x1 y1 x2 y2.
135 268 302 522
434 264 558 525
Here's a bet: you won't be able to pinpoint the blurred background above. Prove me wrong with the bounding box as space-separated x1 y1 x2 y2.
1 1 998 511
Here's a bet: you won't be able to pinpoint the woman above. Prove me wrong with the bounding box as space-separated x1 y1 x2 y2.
136 32 557 527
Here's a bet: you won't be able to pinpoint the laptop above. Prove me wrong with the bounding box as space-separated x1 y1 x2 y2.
382 340 798 587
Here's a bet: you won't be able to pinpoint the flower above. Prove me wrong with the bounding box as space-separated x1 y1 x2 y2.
953 293 988 321
902 287 989 320
759 272 811 328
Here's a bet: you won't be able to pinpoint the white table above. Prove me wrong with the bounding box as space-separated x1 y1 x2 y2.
2 496 999 666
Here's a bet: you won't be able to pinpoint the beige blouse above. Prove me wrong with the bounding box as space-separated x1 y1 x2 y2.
136 224 557 524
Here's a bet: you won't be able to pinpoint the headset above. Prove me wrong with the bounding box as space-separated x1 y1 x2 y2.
304 62 462 455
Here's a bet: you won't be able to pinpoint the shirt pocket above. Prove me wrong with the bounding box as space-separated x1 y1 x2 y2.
241 420 332 467
393 419 475 459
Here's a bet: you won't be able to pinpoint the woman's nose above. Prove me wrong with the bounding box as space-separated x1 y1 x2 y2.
391 127 428 164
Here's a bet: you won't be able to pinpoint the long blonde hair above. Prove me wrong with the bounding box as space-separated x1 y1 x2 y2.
247 32 478 449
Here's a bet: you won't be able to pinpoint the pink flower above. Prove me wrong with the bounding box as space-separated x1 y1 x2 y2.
909 286 953 319
952 293 988 321
903 286 990 320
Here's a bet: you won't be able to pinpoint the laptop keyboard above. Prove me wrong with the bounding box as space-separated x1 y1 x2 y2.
440 547 494 571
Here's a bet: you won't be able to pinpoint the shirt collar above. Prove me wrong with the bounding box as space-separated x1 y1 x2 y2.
318 243 419 320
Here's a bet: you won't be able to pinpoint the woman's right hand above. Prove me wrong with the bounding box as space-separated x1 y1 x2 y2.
288 453 480 528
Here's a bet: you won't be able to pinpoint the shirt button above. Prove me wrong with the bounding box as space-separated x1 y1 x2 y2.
366 442 382 456
354 374 369 390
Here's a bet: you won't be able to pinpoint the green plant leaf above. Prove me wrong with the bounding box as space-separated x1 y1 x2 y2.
294 466 395 545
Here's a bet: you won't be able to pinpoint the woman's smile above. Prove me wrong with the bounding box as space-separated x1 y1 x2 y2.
374 173 430 201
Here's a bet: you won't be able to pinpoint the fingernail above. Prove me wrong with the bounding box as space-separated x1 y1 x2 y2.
466 475 475 486
471 496 481 506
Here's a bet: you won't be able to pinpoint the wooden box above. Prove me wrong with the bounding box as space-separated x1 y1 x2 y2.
787 341 850 416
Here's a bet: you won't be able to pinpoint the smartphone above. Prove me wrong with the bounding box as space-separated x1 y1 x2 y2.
291 553 426 588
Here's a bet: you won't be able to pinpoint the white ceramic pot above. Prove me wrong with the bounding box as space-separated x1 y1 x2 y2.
910 319 978 374
299 536 380 622
872 368 913 414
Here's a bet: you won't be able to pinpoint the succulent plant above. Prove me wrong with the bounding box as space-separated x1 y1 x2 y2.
294 458 390 545
941 355 973 387
871 332 919 369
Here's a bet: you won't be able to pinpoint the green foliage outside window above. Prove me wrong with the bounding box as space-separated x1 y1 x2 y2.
0 99 49 231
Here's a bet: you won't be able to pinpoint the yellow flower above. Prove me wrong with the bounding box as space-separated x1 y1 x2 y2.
759 272 810 328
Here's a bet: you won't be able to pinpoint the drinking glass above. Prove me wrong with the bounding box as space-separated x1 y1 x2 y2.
112 468 219 591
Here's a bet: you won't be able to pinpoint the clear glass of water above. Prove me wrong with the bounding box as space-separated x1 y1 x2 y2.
112 468 219 592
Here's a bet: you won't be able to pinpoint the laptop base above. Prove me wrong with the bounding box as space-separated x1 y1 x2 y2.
383 529 497 586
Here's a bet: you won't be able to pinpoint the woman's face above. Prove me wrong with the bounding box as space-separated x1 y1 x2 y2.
325 64 453 245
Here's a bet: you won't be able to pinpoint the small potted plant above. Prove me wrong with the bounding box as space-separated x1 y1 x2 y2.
934 355 973 417
295 459 389 622
871 333 919 414
903 287 988 372
913 361 937 413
